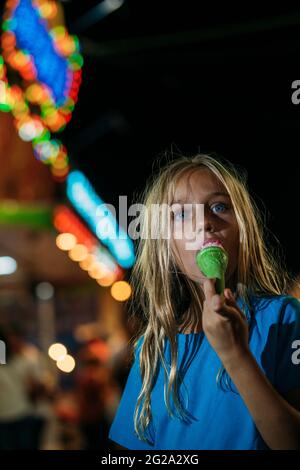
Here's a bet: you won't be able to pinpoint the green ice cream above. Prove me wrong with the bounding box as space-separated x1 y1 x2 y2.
196 243 228 295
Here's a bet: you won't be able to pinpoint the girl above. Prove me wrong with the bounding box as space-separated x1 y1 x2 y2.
109 154 300 450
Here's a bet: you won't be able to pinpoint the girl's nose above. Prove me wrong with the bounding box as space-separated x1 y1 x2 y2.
204 220 215 233
202 210 216 233
195 218 215 237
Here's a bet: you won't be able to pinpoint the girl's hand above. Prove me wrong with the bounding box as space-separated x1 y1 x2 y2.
202 278 249 363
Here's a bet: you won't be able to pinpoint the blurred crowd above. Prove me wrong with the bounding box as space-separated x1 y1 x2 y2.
0 322 129 450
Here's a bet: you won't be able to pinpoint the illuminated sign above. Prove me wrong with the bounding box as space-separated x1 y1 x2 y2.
11 0 71 105
0 0 83 181
66 171 135 269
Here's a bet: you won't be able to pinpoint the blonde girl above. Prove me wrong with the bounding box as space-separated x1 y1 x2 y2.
109 154 300 450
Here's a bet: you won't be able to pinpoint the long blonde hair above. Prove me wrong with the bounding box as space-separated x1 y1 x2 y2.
128 153 291 445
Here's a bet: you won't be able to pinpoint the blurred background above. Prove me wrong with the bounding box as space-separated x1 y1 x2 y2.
0 0 299 450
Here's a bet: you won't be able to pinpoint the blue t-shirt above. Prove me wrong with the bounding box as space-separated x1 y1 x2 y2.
109 295 300 450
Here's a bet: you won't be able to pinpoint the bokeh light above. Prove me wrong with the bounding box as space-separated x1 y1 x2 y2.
66 170 135 268
56 354 76 373
79 254 96 271
35 282 54 300
56 233 77 251
0 256 17 275
97 272 116 287
48 343 67 361
111 280 132 302
69 244 88 262
0 0 83 181
88 264 107 280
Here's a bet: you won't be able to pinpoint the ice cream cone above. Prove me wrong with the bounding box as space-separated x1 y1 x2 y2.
196 245 228 295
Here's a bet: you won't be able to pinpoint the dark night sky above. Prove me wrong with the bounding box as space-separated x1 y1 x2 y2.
61 1 300 274
2 1 300 274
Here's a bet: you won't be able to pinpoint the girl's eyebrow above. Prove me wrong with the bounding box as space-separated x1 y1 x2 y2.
209 191 231 199
172 191 230 204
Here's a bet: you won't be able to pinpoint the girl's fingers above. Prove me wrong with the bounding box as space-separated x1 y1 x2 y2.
203 279 226 313
204 283 247 322
211 294 224 312
224 288 234 300
224 288 247 320
203 278 216 300
225 288 240 303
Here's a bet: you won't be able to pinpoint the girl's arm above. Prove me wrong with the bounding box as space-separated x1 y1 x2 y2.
202 279 300 450
221 348 300 450
286 388 300 411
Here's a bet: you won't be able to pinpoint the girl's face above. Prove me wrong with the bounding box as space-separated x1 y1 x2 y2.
171 168 240 288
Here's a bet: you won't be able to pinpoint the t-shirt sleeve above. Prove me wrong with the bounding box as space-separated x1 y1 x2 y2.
274 296 300 395
108 337 156 450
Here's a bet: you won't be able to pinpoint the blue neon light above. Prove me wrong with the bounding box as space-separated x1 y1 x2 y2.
66 171 135 269
10 0 70 106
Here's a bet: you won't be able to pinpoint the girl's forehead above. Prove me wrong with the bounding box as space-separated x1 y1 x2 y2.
172 168 228 202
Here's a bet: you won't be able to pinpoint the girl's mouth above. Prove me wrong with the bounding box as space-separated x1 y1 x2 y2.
201 238 224 249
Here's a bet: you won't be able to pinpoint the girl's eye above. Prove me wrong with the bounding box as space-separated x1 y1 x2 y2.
174 210 184 221
211 203 228 214
173 208 191 221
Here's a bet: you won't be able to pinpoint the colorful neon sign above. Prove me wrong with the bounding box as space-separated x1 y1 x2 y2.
0 0 83 181
66 171 135 269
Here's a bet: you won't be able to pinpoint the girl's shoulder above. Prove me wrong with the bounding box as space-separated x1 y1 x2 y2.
247 295 300 395
249 293 299 311
244 293 300 329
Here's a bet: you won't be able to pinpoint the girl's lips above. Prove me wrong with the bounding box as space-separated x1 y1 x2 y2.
202 239 224 249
